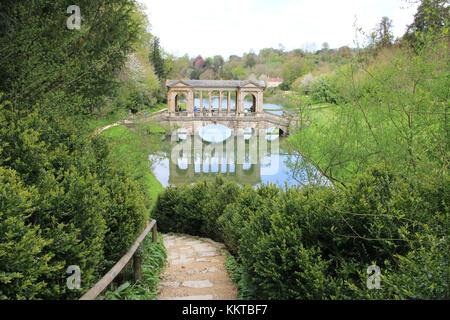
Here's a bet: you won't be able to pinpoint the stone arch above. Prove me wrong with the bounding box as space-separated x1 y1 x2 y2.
242 92 257 113
243 127 255 140
174 92 187 112
266 126 280 141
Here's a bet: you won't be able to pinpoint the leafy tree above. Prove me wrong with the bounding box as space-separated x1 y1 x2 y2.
404 0 449 47
244 53 257 68
371 16 394 48
232 66 247 80
282 58 314 87
213 55 224 75
149 37 166 81
0 0 151 299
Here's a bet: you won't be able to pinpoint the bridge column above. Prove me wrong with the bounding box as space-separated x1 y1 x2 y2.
235 89 241 117
199 91 203 114
187 90 194 116
218 91 222 116
227 91 231 115
208 91 212 116
257 90 264 114
168 90 176 116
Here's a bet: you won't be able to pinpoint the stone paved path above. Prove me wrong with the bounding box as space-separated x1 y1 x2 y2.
156 234 238 300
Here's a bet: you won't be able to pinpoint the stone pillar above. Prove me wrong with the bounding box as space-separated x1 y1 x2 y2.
168 90 176 116
257 90 263 114
218 91 223 116
208 91 212 116
235 89 241 116
187 90 194 116
200 91 203 114
227 91 231 115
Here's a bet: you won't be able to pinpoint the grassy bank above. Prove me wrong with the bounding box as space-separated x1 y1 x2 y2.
88 103 168 132
101 125 164 208
97 123 167 300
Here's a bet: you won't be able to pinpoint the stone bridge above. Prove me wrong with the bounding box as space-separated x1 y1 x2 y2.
132 109 295 136
129 80 297 136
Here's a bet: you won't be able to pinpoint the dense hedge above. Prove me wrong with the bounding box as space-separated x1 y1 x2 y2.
152 170 448 299
0 113 149 299
0 1 152 299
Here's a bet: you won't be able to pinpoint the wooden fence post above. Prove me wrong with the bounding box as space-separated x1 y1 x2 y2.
80 219 157 300
152 221 158 243
133 244 143 281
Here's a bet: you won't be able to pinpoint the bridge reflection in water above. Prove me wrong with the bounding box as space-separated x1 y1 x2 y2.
167 133 279 186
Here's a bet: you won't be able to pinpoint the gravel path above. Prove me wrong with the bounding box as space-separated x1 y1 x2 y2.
156 234 238 300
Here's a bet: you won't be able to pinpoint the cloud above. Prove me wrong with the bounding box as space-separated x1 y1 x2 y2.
139 0 418 58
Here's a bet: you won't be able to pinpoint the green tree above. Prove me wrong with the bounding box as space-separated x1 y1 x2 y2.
371 16 394 48
0 0 151 299
244 53 257 68
149 37 166 81
281 58 314 87
232 66 247 80
404 0 449 47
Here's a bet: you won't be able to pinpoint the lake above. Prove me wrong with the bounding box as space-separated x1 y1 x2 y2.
146 99 327 189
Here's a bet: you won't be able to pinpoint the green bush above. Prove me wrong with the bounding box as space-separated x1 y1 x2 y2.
0 0 159 300
0 167 59 299
309 74 341 104
152 176 240 241
101 233 167 300
152 167 448 300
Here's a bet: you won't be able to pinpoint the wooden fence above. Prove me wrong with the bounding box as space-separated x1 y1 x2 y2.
80 219 158 300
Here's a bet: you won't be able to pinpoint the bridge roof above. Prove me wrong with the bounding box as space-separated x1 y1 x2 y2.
166 80 266 89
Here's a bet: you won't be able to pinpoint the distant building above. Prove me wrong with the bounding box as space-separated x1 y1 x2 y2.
334 46 354 58
266 77 283 88
193 55 205 70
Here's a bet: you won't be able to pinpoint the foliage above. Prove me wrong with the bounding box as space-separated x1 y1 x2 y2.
0 167 58 299
404 0 449 49
100 233 167 300
370 16 394 49
152 176 240 241
309 72 344 104
149 37 167 82
282 58 314 88
0 0 159 299
152 167 448 300
288 29 449 184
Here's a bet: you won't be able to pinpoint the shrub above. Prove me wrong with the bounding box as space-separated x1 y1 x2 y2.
309 74 341 104
152 166 448 300
152 176 240 241
0 167 59 299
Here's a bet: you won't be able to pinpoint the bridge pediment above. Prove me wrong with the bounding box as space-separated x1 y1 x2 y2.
169 81 191 88
239 80 261 88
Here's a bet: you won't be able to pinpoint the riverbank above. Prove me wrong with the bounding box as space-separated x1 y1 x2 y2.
101 125 164 208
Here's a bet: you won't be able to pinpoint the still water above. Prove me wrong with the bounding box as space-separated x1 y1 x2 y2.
147 100 325 189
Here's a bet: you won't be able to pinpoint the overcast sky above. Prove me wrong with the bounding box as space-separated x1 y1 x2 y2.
139 0 419 59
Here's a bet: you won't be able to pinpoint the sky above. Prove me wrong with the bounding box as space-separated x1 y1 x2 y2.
139 0 419 59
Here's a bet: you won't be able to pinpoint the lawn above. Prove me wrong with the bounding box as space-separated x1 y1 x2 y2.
101 125 164 209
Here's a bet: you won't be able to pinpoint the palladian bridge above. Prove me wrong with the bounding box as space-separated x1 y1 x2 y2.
132 80 296 136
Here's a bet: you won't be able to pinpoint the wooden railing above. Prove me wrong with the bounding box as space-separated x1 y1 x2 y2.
80 219 158 300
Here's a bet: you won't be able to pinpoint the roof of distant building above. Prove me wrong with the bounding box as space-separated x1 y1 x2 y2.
267 78 283 82
166 80 266 88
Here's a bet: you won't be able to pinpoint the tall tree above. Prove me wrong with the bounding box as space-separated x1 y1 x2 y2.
149 37 166 81
372 16 394 48
0 0 149 299
404 0 449 46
